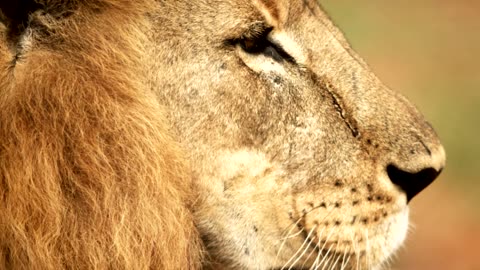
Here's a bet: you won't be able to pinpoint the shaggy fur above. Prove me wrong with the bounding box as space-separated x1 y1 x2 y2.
0 0 446 269
0 1 202 269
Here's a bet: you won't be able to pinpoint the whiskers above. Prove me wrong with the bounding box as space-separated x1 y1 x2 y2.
274 198 392 270
275 215 305 266
276 223 356 270
299 227 325 269
283 225 317 270
274 210 358 270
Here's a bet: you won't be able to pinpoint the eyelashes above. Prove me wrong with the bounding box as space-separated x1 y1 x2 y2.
235 27 296 64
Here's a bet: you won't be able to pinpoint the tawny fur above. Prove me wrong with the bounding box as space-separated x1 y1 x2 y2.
0 1 202 269
0 0 447 269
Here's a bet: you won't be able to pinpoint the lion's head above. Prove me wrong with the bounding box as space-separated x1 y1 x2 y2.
0 0 445 269
148 0 445 268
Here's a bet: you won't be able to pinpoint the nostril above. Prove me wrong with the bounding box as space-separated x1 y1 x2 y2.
387 165 442 203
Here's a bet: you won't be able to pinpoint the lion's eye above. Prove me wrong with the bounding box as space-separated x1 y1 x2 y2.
238 29 295 64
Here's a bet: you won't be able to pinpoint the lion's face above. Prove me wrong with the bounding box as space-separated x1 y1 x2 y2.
149 0 445 269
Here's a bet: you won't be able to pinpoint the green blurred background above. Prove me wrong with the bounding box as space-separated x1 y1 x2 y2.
320 1 479 269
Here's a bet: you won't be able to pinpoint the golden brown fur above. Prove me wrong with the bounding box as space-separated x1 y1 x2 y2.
0 1 202 269
0 0 446 269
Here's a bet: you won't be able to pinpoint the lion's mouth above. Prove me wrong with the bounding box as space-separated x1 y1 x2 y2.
273 238 361 270
272 232 353 269
279 208 409 270
275 221 393 270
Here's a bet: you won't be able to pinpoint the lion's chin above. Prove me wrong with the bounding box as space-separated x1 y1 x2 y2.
277 208 409 270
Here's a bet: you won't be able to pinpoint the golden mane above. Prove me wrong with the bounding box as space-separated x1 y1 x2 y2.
0 0 447 269
0 1 202 269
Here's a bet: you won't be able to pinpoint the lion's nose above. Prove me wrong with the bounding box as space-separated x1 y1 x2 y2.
387 164 442 203
386 143 446 203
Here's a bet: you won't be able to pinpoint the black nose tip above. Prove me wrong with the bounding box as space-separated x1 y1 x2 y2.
387 165 442 203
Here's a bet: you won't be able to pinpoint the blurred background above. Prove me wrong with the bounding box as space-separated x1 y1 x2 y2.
320 1 480 269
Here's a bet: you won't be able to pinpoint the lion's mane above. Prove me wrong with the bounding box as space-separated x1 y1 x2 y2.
0 1 202 269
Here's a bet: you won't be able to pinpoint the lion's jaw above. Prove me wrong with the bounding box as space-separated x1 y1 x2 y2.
148 0 445 269
192 149 412 270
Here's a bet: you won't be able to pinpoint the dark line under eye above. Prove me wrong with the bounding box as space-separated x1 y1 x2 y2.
233 27 296 64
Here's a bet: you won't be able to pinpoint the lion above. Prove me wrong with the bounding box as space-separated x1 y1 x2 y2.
0 0 446 269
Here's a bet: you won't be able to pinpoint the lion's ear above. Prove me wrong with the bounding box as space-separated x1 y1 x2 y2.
252 0 289 29
0 0 40 43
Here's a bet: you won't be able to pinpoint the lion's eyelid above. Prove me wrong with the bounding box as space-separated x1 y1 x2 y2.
236 27 296 64
269 31 307 65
